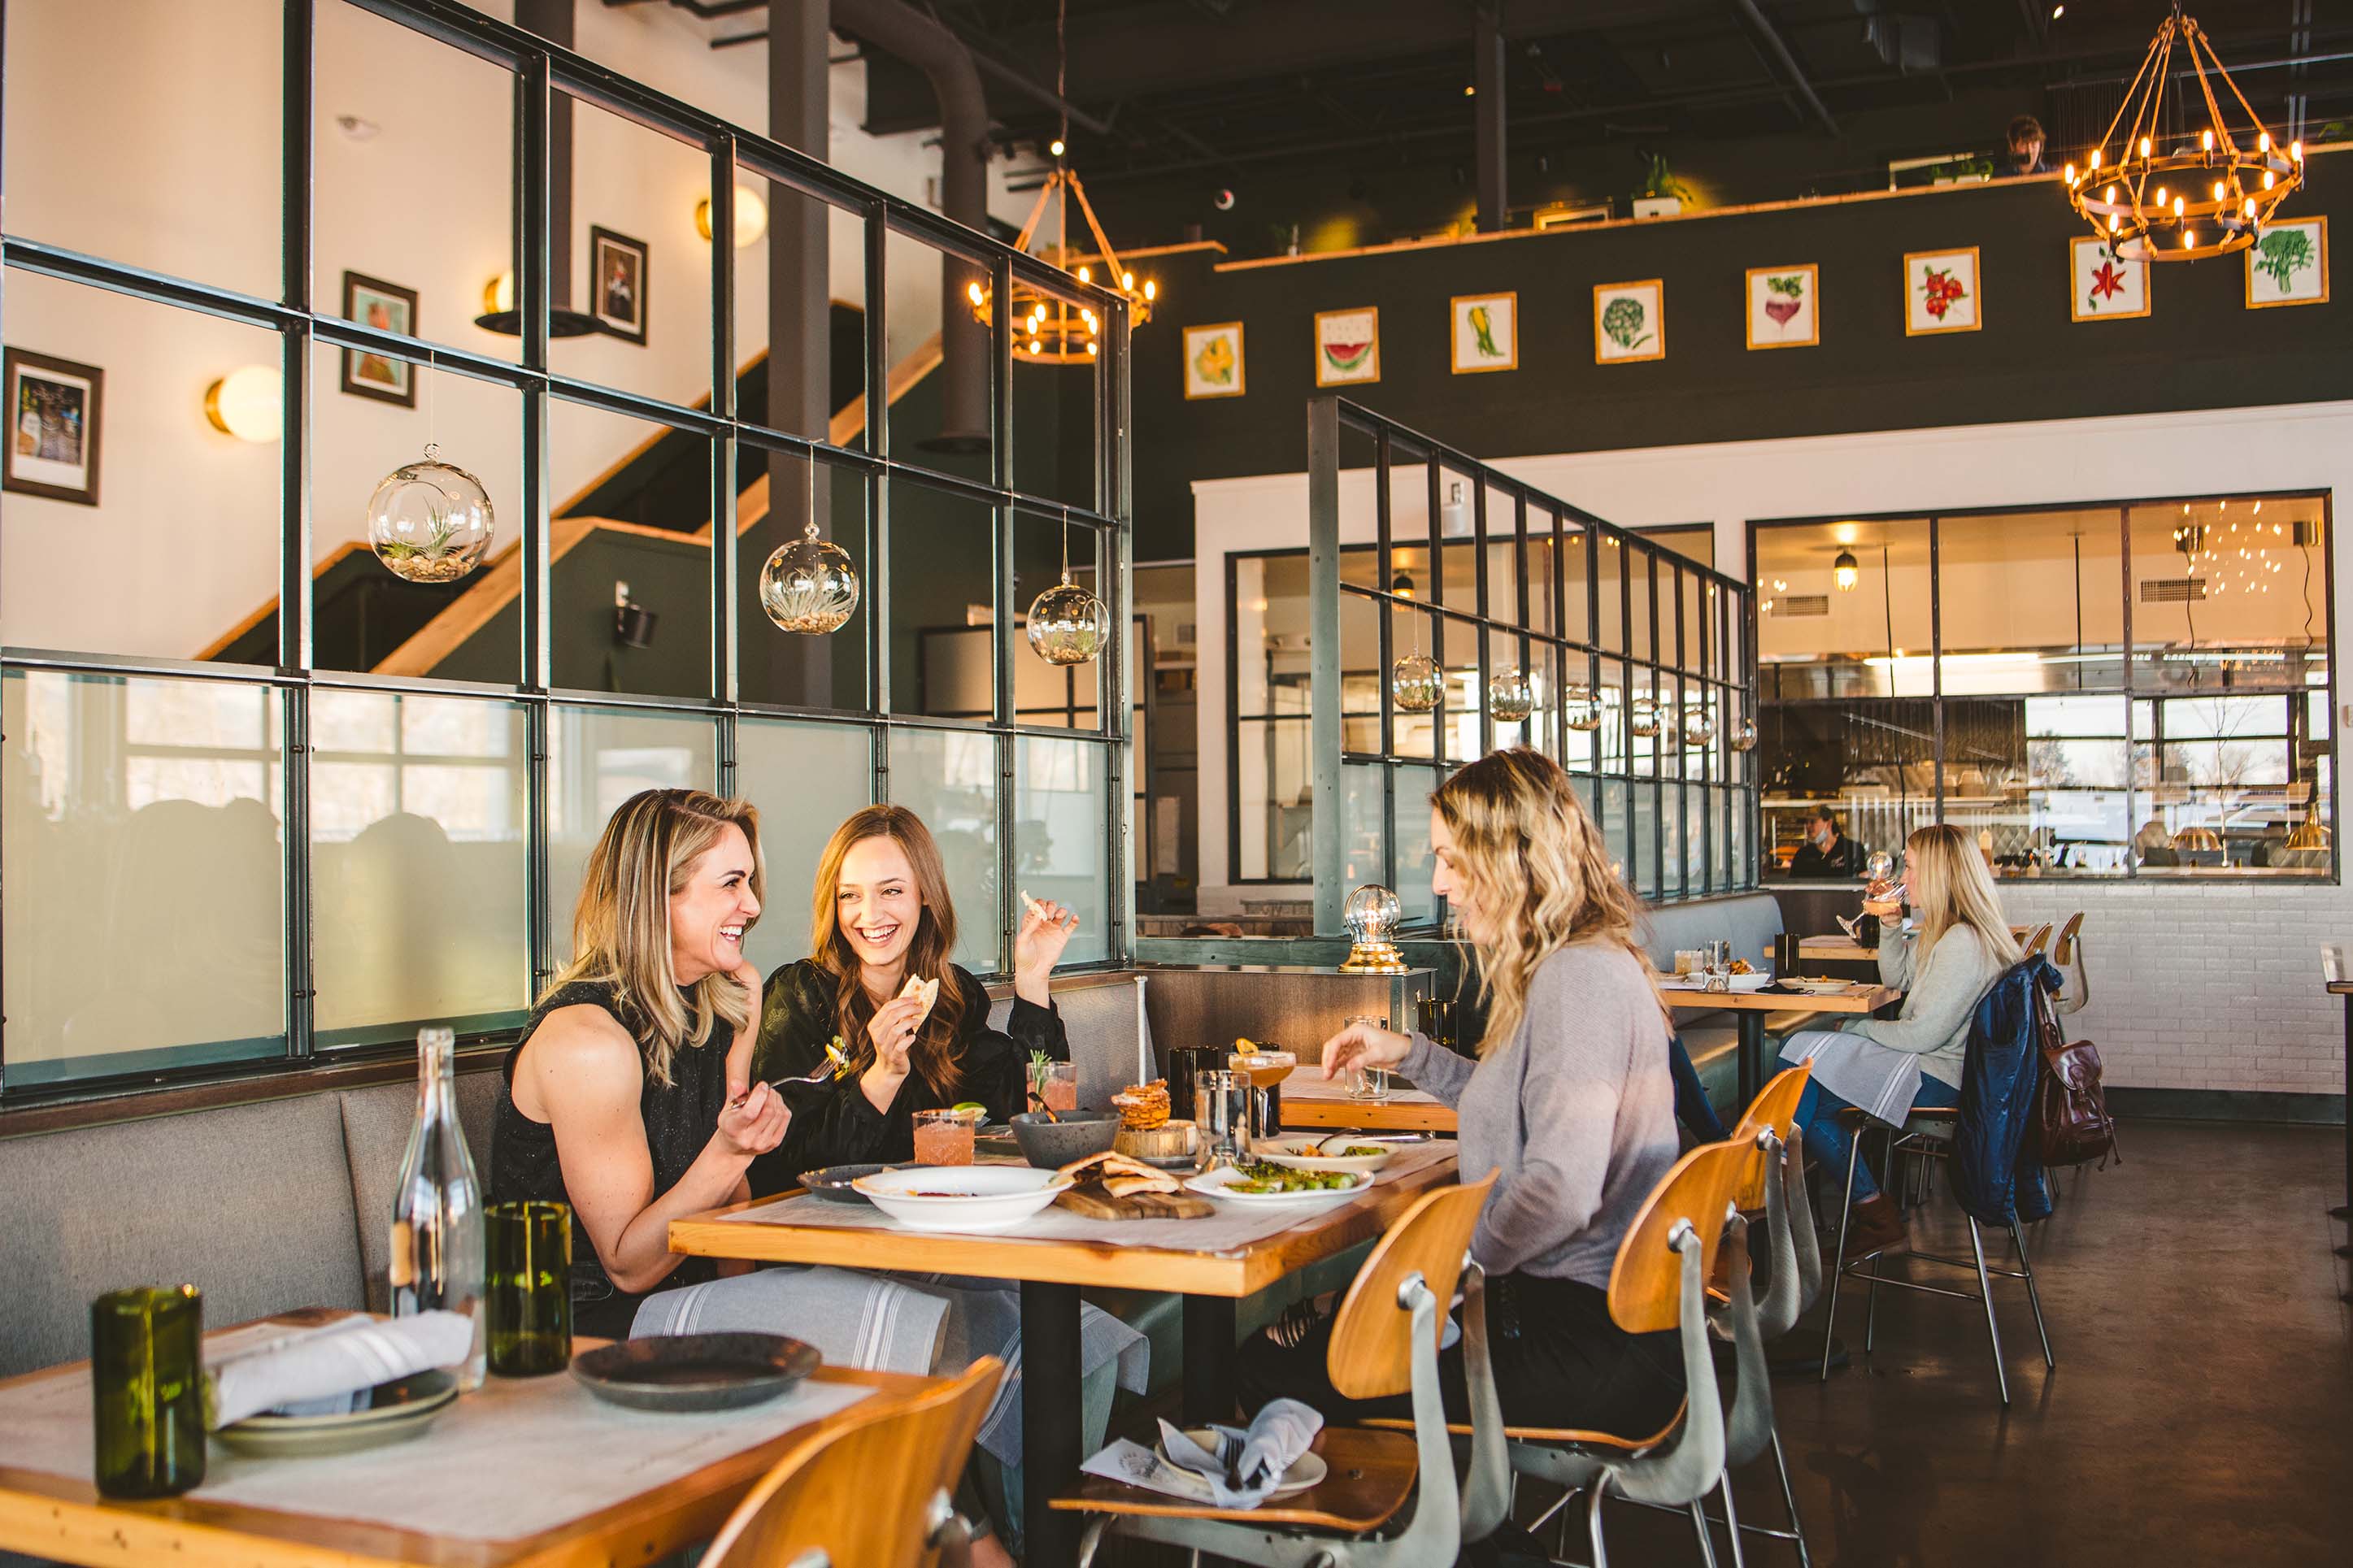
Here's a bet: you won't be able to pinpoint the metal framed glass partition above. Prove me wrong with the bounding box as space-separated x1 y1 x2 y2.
0 0 1133 1098
1304 396 1757 935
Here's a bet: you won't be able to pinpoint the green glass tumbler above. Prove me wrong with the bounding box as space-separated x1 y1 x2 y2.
90 1285 206 1499
485 1201 572 1377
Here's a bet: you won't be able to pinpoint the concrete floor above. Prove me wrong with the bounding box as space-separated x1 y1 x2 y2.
1103 1118 2353 1566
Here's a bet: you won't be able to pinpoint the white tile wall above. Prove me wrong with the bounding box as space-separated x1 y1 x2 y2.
2000 883 2346 1097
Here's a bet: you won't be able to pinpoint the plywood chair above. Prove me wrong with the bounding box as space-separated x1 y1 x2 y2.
2051 912 2090 1014
1057 1174 1499 1568
1391 1140 1751 1568
704 1357 1004 1568
2021 922 2055 958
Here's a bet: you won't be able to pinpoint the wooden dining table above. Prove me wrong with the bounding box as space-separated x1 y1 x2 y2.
1659 978 1901 1107
0 1307 938 1568
1280 1079 1455 1133
670 1142 1460 1568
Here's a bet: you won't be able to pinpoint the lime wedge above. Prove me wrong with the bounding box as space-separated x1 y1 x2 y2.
950 1101 988 1114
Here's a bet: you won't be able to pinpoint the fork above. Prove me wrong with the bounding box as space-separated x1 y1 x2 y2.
730 1040 851 1108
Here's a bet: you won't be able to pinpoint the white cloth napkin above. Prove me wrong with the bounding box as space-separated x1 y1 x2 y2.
1081 1399 1324 1509
207 1312 477 1429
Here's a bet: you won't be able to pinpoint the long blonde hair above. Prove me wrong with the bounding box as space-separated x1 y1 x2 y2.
1433 748 1665 1053
1903 823 2021 971
547 788 765 1087
810 805 970 1098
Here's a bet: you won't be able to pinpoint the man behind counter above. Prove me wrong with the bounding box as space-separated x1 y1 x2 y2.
1790 809 1866 879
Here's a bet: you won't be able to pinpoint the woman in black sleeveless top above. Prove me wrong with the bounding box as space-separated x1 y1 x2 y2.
488 790 788 1340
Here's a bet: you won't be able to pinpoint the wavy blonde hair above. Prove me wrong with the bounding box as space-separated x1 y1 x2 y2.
1433 748 1666 1054
1903 823 2021 971
546 788 765 1088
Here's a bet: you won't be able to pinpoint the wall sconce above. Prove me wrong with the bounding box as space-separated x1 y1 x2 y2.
203 365 283 442
695 185 769 248
1833 548 1859 591
1390 571 1416 600
484 271 514 315
614 580 659 649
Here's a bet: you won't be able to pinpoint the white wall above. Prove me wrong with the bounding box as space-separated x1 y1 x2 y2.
1191 399 2353 1098
0 0 1037 661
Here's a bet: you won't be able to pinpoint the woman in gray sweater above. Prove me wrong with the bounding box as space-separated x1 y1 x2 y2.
1237 749 1685 1438
1780 823 2020 1255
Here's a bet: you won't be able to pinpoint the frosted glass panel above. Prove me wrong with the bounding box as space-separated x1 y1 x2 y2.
2 670 285 1086
887 727 1000 972
738 719 872 975
546 706 716 965
311 690 527 1044
1392 766 1442 926
1015 735 1110 966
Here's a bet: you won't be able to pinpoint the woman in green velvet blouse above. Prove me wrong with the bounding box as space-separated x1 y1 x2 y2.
739 804 1076 1193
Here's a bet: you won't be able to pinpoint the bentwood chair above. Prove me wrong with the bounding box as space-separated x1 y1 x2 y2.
1395 1140 1751 1568
2020 922 2055 958
704 1357 1003 1568
1059 1174 1499 1568
2051 912 2090 1015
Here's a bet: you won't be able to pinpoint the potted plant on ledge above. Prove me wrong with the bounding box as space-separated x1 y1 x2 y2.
1633 153 1694 219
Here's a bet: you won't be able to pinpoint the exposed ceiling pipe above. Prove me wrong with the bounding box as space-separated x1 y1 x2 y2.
833 0 992 452
1729 0 1839 137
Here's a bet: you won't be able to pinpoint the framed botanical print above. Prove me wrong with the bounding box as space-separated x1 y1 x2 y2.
2070 237 2150 322
1746 264 1819 349
1314 307 1380 386
1903 247 1981 335
1183 321 1245 398
590 225 650 345
1594 279 1665 364
1451 292 1516 373
2246 216 2328 309
340 271 420 406
3 348 104 506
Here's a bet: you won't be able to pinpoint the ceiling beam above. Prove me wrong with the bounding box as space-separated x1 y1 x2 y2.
1728 0 1838 137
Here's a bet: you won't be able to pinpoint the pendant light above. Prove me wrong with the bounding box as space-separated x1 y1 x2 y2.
759 457 861 634
1833 549 1859 591
1027 506 1108 664
368 443 496 584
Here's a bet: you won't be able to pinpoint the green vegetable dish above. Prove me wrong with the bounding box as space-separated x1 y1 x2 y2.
1230 1162 1363 1194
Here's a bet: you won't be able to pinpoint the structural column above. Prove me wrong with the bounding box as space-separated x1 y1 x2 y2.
770 0 833 705
1472 2 1506 232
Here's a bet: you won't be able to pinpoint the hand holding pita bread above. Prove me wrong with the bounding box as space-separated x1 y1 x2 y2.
860 973 940 1101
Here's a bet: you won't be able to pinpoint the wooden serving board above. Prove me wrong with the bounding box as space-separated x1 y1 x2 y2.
1054 1181 1215 1220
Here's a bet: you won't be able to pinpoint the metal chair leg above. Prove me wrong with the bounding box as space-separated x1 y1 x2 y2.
1717 1473 1748 1568
1688 1499 1721 1568
1864 1251 1882 1355
1967 1217 2010 1406
1820 1126 1863 1380
1769 1429 1814 1568
1075 1514 1109 1568
2011 1223 2055 1369
1588 1478 1613 1568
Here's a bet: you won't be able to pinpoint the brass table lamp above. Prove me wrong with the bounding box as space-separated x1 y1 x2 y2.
1338 884 1408 975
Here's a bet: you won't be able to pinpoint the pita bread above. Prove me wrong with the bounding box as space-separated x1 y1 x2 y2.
1057 1148 1123 1179
898 973 941 1023
1103 1172 1180 1198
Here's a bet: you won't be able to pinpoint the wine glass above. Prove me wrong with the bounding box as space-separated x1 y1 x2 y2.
1864 849 1896 901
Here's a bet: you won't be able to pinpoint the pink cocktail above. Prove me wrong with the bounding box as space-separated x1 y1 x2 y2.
911 1106 982 1165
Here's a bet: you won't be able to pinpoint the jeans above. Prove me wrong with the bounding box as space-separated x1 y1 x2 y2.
1795 1078 1878 1200
1668 1033 1731 1142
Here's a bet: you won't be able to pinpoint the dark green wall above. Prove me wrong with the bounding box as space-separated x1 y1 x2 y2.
1124 171 2353 562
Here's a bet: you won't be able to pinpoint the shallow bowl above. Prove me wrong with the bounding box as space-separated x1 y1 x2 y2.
1009 1110 1120 1168
851 1165 1072 1231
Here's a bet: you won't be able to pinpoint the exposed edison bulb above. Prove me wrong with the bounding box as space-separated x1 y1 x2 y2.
1086 341 1098 355
2104 184 2117 204
1143 279 1156 300
2173 196 2186 217
2212 181 2226 201
2064 163 2076 183
968 280 985 306
2183 229 2197 249
2292 141 2303 161
2264 170 2277 189
1120 271 1133 289
2108 212 2120 234
2259 131 2272 152
2155 185 2168 206
2203 128 2216 151
2140 136 2152 157
1027 337 1040 354
2245 197 2258 217
2090 148 2103 169
1049 137 1066 157
1076 265 1091 283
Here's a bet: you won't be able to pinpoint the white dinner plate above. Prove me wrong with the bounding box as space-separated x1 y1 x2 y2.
1659 972 1772 992
1158 1428 1329 1501
850 1165 1073 1231
1785 977 1854 995
1185 1166 1371 1204
1250 1136 1398 1175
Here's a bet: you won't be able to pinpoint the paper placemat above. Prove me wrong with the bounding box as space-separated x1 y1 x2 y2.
0 1327 873 1543
724 1140 1458 1254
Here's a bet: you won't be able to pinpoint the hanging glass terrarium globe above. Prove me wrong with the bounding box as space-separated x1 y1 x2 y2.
1392 652 1442 714
1682 703 1716 745
760 458 860 634
368 444 495 584
1563 682 1603 732
1488 667 1537 722
1027 507 1107 665
1730 715 1759 753
1629 694 1662 740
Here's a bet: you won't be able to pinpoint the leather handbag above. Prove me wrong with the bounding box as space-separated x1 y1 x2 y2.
2033 990 2120 1167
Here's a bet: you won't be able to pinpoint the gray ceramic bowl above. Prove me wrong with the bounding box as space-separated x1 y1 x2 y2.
1008 1110 1120 1168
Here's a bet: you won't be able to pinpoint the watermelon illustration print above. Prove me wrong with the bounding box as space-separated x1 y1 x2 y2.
1316 307 1380 384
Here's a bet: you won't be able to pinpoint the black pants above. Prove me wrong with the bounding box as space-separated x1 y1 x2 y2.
1237 1271 1686 1440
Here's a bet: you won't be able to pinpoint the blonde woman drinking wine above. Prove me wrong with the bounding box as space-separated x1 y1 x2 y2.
1780 822 2021 1256
1242 748 1685 1438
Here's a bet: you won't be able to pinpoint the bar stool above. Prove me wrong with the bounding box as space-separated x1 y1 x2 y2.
1059 1175 1498 1568
705 1357 1005 1568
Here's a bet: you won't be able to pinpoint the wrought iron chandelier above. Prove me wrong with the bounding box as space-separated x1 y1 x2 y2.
2061 7 2304 262
966 0 1153 363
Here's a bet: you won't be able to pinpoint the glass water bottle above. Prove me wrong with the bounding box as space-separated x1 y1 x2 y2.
389 1026 485 1390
